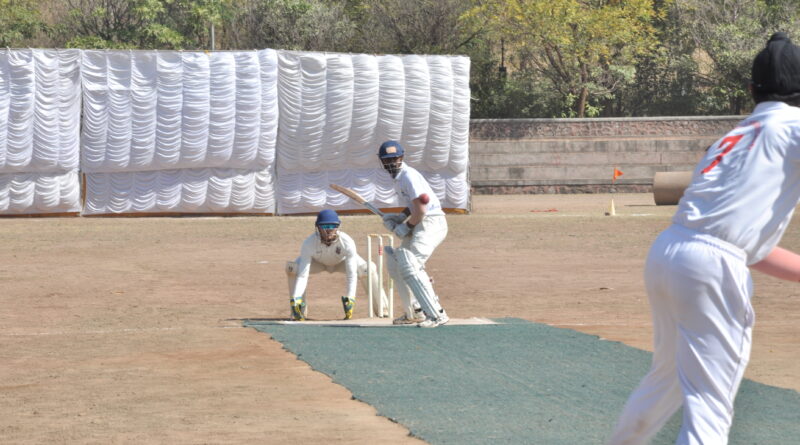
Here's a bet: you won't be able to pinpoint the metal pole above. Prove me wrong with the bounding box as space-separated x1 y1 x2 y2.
211 23 216 50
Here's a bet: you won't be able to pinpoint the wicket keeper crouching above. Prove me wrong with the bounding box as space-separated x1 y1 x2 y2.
378 140 450 328
285 209 389 320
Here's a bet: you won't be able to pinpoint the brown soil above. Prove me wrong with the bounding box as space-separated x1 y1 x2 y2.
1 194 797 443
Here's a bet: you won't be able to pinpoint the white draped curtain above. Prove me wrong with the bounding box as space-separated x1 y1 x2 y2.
0 48 468 215
0 49 81 214
275 52 470 214
81 49 278 215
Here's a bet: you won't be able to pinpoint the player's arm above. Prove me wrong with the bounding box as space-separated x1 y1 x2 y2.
343 254 359 298
291 239 315 299
342 237 359 298
406 194 429 227
750 246 800 281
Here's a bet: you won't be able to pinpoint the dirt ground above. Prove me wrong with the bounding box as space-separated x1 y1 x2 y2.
1 193 798 444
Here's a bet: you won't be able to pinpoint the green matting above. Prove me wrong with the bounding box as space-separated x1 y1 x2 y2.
244 318 800 444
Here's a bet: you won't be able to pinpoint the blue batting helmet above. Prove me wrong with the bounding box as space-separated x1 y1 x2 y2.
378 140 404 158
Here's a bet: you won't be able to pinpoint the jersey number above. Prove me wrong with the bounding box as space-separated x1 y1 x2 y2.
701 134 744 174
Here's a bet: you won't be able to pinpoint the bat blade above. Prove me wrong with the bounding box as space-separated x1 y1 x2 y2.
330 183 365 204
329 183 384 217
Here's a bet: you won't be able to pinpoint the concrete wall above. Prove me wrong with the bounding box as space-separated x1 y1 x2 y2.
469 117 742 194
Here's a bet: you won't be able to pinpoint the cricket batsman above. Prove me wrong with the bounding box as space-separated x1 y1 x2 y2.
378 140 450 328
285 209 389 320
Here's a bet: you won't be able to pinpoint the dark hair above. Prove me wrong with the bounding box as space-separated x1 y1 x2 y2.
752 90 800 107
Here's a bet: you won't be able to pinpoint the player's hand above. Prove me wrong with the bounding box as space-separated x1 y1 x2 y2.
393 223 411 238
382 212 405 231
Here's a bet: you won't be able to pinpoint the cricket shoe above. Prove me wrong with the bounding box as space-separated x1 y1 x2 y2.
417 310 449 328
290 298 306 321
341 296 355 320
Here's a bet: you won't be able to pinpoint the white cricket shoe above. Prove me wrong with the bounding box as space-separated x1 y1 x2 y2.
417 311 449 328
393 312 426 325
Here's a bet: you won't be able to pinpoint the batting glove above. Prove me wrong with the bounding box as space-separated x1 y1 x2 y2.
382 212 405 231
382 212 405 230
393 223 411 238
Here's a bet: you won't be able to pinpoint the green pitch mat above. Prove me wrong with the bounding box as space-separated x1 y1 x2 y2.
244 318 800 444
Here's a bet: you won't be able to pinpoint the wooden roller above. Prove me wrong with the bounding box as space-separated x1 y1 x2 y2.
653 171 693 205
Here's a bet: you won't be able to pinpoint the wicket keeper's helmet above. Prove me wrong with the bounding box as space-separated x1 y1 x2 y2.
315 209 340 226
751 32 800 95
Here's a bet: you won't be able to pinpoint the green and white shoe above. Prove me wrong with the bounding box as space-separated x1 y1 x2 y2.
341 296 355 320
290 298 306 321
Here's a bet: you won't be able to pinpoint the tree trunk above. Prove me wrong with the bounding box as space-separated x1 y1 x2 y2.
577 86 589 118
577 61 590 118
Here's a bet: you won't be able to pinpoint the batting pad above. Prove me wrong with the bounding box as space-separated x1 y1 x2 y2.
244 318 800 444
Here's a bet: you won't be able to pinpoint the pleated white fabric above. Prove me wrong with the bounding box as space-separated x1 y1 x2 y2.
0 49 81 214
82 168 274 214
2 48 467 216
81 50 276 172
275 51 470 214
0 170 81 213
81 49 278 214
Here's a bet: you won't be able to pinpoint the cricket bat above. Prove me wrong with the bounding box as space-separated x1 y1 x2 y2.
329 184 384 217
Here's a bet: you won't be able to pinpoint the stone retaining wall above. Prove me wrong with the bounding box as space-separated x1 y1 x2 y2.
469 116 742 194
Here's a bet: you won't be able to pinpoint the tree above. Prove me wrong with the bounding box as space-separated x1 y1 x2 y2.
60 0 182 48
467 0 659 117
58 0 240 49
669 0 800 114
0 0 45 47
352 0 480 54
225 0 356 52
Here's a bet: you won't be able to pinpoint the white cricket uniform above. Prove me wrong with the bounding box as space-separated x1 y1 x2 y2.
608 101 800 445
385 164 448 320
285 231 389 317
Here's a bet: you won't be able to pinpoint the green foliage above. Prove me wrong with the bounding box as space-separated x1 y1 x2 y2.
353 0 477 54
60 0 240 49
667 0 800 114
467 0 659 117
0 0 45 47
225 0 355 51
9 0 800 117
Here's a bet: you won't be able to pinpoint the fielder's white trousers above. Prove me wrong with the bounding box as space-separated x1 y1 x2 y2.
607 224 754 445
285 256 389 317
387 214 448 318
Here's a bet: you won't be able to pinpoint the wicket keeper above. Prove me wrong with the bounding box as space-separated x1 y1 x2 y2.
285 209 389 320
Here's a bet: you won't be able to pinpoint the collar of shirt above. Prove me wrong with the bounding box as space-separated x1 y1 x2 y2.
753 101 795 114
393 164 408 183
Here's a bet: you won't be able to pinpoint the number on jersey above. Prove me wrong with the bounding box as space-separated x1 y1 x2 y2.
701 135 744 174
701 122 761 174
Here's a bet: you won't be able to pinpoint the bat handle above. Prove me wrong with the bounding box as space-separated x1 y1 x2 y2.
365 203 384 217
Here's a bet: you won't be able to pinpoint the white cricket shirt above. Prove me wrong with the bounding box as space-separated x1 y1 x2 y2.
291 231 360 299
392 164 445 215
673 101 800 264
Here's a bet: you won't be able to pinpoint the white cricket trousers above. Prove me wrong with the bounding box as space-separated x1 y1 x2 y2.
607 224 754 445
386 214 448 318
